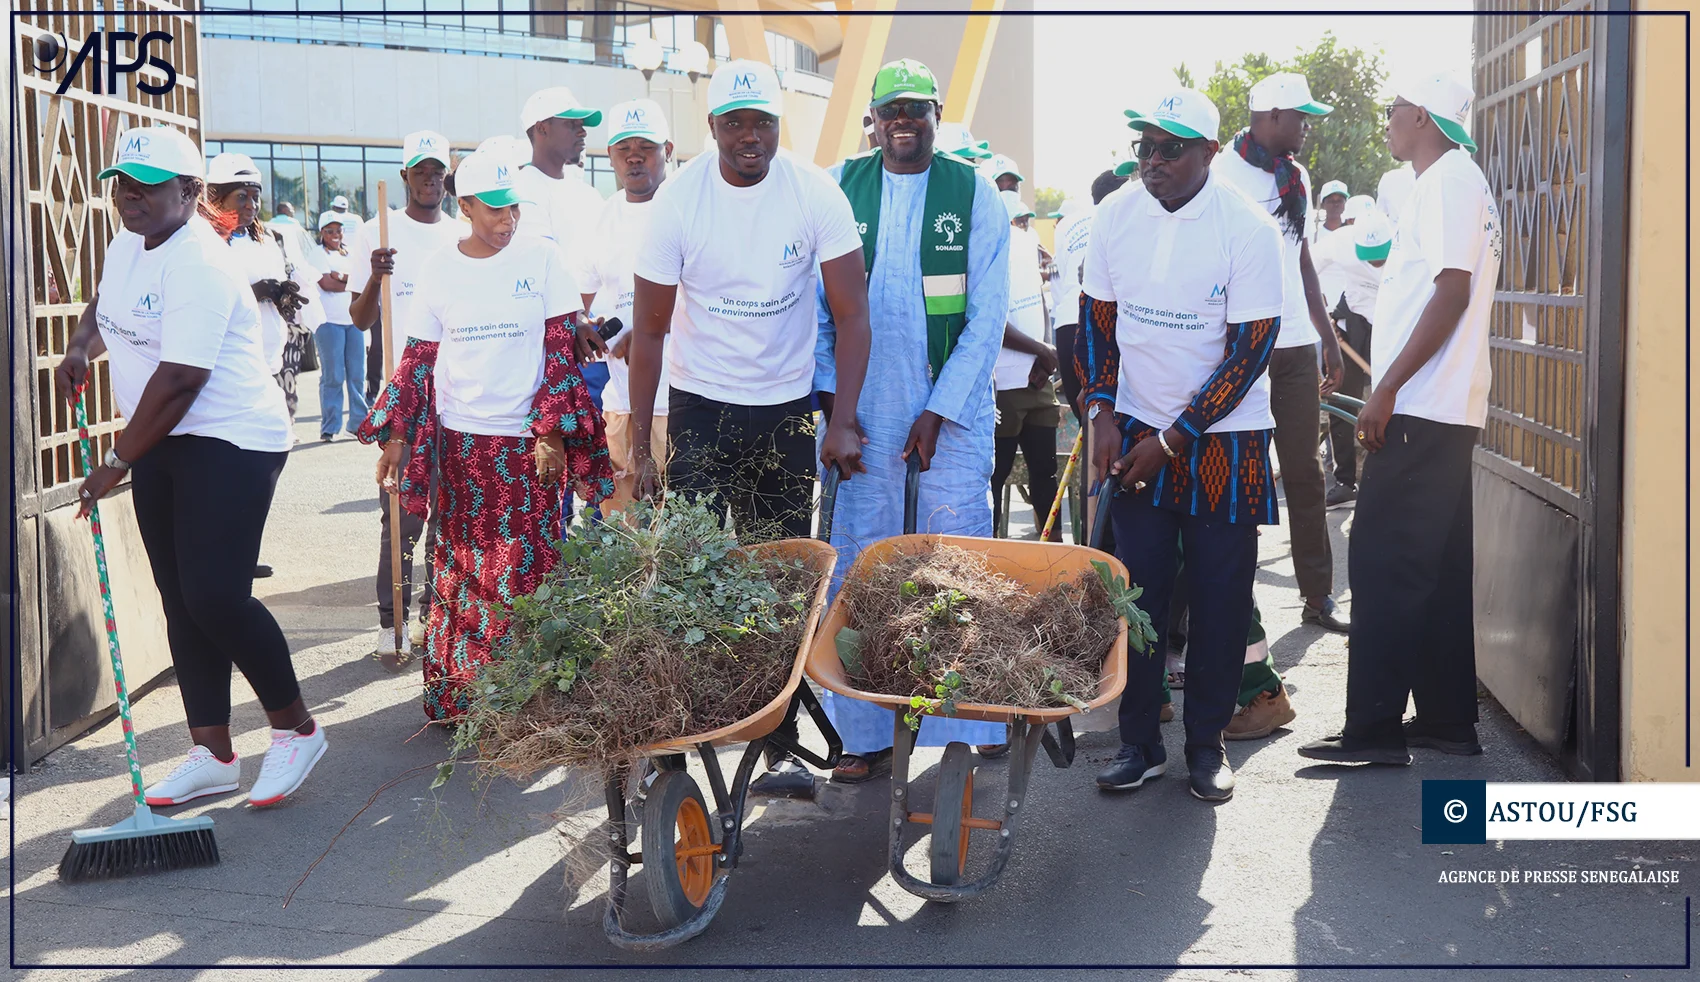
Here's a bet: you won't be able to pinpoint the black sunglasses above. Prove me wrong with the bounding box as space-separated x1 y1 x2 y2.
874 100 936 121
1383 101 1418 121
1134 137 1202 162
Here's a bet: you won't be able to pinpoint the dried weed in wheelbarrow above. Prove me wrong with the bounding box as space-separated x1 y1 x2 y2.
836 545 1158 727
437 496 825 787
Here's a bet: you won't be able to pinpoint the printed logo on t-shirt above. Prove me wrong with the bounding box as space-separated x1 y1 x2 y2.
779 239 807 269
1207 284 1226 307
132 292 163 318
933 212 963 250
512 276 541 300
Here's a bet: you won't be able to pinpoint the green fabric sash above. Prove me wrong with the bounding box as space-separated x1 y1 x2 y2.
838 148 976 381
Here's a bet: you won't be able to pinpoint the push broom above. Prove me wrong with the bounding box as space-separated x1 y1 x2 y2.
59 386 219 882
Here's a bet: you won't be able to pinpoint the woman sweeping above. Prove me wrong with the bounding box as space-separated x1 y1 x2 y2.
204 152 311 419
359 147 614 720
56 127 327 807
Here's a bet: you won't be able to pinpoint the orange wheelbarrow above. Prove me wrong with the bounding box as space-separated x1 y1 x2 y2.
805 464 1128 901
600 494 846 950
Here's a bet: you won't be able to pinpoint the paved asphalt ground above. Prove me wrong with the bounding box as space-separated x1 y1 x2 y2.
7 374 1695 981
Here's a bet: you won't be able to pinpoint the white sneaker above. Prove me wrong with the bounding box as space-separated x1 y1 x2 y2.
144 745 241 806
247 722 328 807
409 618 427 648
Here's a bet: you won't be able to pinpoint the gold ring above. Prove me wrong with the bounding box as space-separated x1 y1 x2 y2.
1356 431 1366 440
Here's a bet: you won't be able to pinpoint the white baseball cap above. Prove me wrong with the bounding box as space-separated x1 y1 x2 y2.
1001 189 1034 222
1125 88 1221 143
475 135 530 168
331 195 350 209
318 211 351 231
99 126 204 184
206 152 263 186
1394 70 1476 153
1342 193 1376 222
452 149 530 208
605 98 671 148
936 122 991 160
403 129 452 169
1248 72 1334 116
708 59 783 117
984 153 1024 183
1317 179 1349 202
520 86 603 132
1353 212 1394 261
1050 197 1083 220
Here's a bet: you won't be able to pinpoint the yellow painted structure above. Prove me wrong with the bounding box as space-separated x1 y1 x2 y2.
812 0 897 167
940 0 1005 128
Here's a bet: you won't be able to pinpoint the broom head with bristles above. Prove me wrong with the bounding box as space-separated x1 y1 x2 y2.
60 803 219 882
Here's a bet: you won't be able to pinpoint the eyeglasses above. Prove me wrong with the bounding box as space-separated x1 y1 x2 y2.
1383 101 1417 121
874 100 936 121
1133 138 1200 162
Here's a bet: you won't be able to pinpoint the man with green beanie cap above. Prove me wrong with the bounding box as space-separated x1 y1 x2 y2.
814 58 1013 782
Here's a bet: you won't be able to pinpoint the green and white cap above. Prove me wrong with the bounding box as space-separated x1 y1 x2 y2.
1001 189 1034 222
521 86 604 131
403 129 452 169
605 98 671 147
1125 87 1220 142
1353 212 1394 261
453 148 531 208
709 59 784 117
1342 193 1376 222
1317 179 1348 202
1249 72 1334 116
936 122 991 160
1113 159 1138 178
98 126 204 184
1396 70 1476 153
870 58 938 107
983 153 1024 183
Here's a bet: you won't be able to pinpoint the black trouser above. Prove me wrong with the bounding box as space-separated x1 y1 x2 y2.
365 326 384 403
1055 323 1083 425
1328 305 1373 487
1110 486 1259 751
992 425 1059 537
1268 344 1333 598
376 491 436 629
1344 415 1479 744
130 435 299 728
666 389 817 545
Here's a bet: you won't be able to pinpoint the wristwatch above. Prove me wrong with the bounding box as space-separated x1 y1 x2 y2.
103 447 131 472
1087 401 1105 421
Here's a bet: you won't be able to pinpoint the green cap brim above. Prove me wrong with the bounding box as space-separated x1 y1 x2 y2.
1355 240 1392 262
405 151 452 169
97 161 180 184
471 189 529 208
871 89 937 108
1047 211 1063 219
1429 114 1477 153
1125 112 1207 141
1113 160 1138 177
555 108 604 128
1294 100 1334 115
711 99 782 118
607 131 664 149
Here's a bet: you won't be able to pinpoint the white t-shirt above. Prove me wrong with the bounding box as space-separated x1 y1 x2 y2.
1377 166 1417 225
1371 149 1503 428
223 229 292 374
633 149 863 406
315 247 356 324
1212 151 1316 348
1051 206 1094 330
995 225 1049 390
514 164 606 277
95 219 293 452
1310 224 1351 315
1081 172 1285 432
406 235 582 437
348 208 468 358
577 192 678 416
1316 229 1383 324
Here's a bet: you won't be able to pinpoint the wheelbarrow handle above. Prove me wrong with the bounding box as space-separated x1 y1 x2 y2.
1087 478 1115 551
818 464 841 543
903 451 921 536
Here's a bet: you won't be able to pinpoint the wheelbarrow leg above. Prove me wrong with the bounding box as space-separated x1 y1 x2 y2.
603 773 633 932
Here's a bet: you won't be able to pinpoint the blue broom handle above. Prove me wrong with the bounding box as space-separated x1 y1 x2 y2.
73 388 147 806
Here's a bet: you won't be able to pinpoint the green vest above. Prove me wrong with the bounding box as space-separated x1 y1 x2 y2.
837 149 976 382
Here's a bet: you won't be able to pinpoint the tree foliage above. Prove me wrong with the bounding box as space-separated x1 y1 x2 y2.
1188 33 1394 200
1033 185 1065 216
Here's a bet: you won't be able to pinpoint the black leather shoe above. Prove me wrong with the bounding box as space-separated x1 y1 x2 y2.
1297 734 1411 765
1095 743 1166 791
1404 718 1483 756
1302 596 1349 633
254 564 274 579
1325 483 1357 508
1184 744 1235 801
750 756 815 799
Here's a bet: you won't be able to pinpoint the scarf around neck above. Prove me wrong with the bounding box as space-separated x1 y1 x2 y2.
1232 127 1306 241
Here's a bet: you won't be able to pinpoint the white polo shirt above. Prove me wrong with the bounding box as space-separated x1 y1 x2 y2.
514 163 606 278
1371 149 1503 428
1051 206 1094 330
577 191 676 416
315 247 356 324
348 208 467 358
1212 151 1316 348
633 149 863 406
405 235 582 437
995 225 1048 390
1081 172 1285 432
96 218 293 452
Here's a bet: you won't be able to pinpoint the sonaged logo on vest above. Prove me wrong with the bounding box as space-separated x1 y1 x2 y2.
933 212 963 250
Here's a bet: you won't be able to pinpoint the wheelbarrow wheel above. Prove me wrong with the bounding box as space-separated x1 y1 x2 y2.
929 742 976 885
642 769 720 929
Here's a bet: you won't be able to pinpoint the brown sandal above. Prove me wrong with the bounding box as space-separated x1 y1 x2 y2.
831 749 893 784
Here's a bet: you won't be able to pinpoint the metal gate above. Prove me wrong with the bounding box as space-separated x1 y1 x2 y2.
7 1 205 763
1471 1 1630 780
